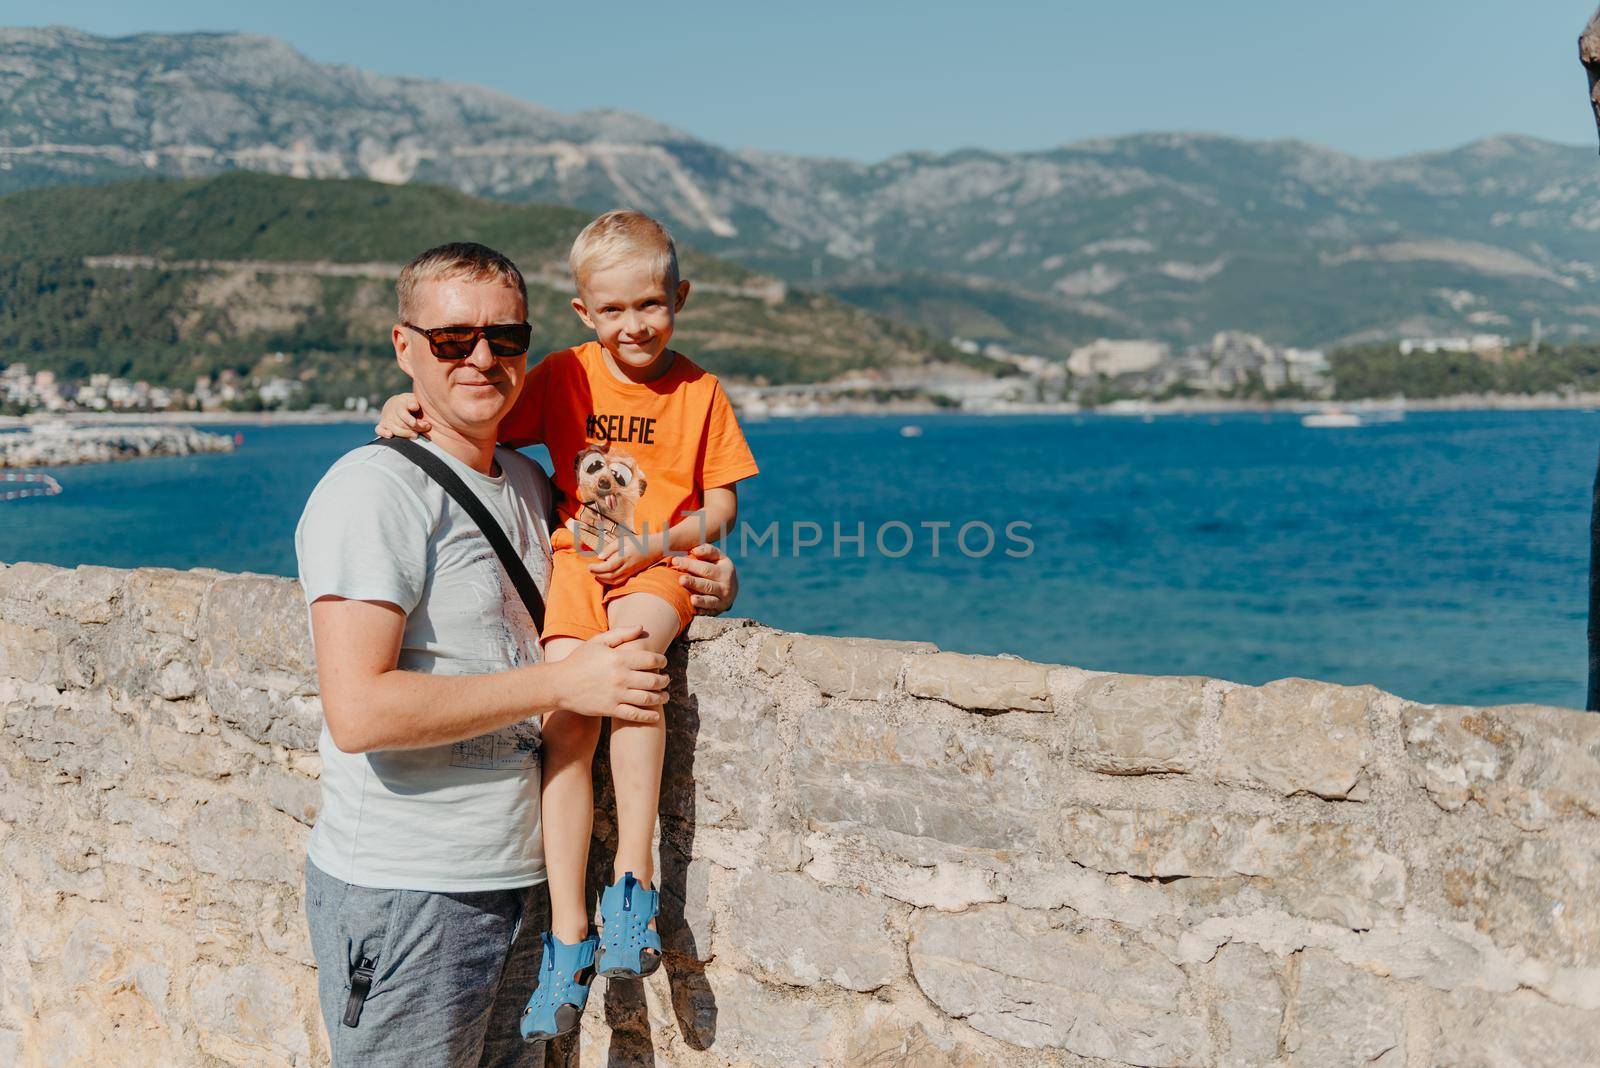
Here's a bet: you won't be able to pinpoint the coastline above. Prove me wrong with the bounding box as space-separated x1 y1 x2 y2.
746 390 1600 419
0 425 235 468
0 409 376 431
4 389 1599 431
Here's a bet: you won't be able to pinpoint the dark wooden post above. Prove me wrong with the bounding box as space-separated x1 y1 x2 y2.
1582 12 1600 707
1582 9 1600 151
1591 450 1600 710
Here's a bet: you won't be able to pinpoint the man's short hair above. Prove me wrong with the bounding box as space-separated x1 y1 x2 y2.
397 242 528 322
568 210 680 292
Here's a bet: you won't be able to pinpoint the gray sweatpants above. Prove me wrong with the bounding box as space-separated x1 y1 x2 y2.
304 858 550 1068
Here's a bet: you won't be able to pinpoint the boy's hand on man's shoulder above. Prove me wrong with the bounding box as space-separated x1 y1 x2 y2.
375 392 430 439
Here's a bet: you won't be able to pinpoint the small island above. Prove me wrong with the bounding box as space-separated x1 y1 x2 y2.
0 425 235 468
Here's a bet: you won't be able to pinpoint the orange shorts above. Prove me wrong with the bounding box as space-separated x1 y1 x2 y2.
541 548 697 644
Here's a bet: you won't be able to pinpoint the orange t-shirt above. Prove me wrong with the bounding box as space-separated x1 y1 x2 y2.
499 341 758 551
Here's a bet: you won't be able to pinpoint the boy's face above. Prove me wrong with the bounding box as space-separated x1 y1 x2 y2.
571 260 691 371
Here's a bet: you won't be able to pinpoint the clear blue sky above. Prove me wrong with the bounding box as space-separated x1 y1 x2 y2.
5 0 1598 161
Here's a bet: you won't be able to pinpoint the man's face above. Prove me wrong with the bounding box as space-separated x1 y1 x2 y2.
571 260 690 371
393 278 528 435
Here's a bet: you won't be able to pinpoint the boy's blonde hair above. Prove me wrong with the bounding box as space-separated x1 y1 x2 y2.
397 242 527 321
569 210 680 292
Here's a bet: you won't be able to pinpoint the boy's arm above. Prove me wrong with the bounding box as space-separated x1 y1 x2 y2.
375 356 551 445
374 391 430 439
664 485 738 552
587 485 739 584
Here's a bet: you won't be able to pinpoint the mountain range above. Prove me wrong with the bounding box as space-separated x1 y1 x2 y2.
0 174 987 402
5 26 1600 356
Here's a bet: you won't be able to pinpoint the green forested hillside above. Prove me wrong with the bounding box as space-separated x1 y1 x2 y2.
1328 343 1600 400
0 173 990 405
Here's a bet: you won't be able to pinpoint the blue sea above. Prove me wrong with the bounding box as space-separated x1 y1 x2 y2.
1 411 1592 709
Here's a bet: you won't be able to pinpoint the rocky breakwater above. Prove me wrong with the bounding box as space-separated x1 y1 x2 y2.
0 425 234 468
1 562 1599 1066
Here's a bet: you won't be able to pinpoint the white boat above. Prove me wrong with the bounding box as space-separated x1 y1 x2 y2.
899 425 923 438
1302 409 1363 428
1353 397 1406 423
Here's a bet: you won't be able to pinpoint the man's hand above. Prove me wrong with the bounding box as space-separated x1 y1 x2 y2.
551 626 669 722
375 391 430 439
669 543 738 614
585 530 665 586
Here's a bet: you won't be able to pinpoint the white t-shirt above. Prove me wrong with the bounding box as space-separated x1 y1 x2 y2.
294 438 554 891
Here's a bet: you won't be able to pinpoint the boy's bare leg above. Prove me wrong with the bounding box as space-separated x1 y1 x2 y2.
539 636 601 943
603 592 680 891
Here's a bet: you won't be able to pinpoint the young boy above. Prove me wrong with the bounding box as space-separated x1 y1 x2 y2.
376 211 757 1042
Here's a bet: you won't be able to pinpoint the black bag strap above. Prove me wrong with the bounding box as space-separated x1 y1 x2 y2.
371 437 545 632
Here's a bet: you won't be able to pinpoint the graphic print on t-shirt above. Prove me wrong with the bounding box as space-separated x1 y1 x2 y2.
498 343 761 557
450 720 541 770
448 501 544 771
571 441 648 552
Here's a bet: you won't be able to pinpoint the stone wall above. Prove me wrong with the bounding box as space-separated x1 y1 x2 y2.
1 561 1598 1066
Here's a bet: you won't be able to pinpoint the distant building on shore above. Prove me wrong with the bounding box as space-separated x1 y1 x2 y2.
1076 332 1329 398
1398 334 1505 356
1068 339 1170 378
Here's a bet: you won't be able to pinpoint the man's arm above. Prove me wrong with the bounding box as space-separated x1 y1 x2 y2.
668 542 739 615
311 597 668 753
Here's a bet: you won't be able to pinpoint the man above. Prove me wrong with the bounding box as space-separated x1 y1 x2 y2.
293 242 739 1066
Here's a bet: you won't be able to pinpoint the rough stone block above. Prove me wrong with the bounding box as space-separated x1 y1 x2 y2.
0 560 56 614
1212 942 1284 1067
793 712 1051 851
701 967 838 1067
658 841 714 961
94 626 191 701
911 904 1208 1061
1434 835 1600 968
202 676 322 751
659 686 785 839
1074 673 1208 774
5 693 134 786
147 724 251 780
183 797 302 886
255 764 319 826
198 575 316 689
717 868 902 991
802 831 1001 912
43 566 126 625
759 633 934 700
1061 806 1405 929
1404 701 1600 829
1218 678 1374 799
103 795 184 846
60 637 100 689
0 622 60 686
904 652 1052 712
187 961 311 1062
684 615 754 642
154 657 199 701
1425 988 1600 1067
1283 950 1403 1066
61 914 119 992
844 998 1026 1068
128 568 215 640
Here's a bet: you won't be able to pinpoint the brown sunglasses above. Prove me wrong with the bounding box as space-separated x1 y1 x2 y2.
402 321 532 359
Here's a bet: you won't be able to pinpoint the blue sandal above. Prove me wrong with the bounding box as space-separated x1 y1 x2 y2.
519 931 597 1043
597 872 662 979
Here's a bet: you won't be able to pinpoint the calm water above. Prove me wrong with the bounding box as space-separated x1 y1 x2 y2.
1 411 1592 708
